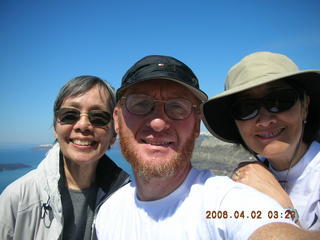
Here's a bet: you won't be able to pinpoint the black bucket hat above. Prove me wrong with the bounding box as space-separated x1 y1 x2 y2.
202 51 320 143
116 55 208 102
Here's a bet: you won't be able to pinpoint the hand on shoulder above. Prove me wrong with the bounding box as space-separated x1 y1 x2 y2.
231 161 293 208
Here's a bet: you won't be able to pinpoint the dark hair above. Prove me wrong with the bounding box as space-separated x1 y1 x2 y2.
53 75 116 133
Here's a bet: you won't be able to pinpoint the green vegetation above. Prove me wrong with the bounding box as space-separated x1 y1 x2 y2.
191 133 255 176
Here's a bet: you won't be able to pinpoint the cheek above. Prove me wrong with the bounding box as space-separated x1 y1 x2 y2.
281 113 303 138
54 125 70 139
97 127 113 140
278 105 304 129
178 118 199 141
122 110 142 131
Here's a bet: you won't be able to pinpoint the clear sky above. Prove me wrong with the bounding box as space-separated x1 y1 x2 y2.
1 0 320 145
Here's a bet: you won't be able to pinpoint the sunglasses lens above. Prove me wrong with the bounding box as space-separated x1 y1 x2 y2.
58 109 80 124
231 100 259 120
125 94 154 115
265 90 299 113
57 108 111 126
231 89 299 121
89 111 111 126
165 99 193 120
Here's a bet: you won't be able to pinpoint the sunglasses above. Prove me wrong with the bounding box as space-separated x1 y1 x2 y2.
57 108 111 127
231 89 300 121
122 94 197 120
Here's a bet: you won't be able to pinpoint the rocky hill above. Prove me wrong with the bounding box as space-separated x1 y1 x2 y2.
191 133 255 176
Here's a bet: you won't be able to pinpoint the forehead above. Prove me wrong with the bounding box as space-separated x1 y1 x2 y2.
237 80 292 98
62 85 110 108
124 79 198 100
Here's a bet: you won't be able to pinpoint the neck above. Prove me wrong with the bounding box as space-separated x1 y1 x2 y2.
63 157 98 190
135 162 192 201
268 141 309 171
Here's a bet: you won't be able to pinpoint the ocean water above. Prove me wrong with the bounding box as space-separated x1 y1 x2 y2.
0 145 133 194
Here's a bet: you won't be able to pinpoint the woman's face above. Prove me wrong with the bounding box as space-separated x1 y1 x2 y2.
54 85 115 166
234 81 308 164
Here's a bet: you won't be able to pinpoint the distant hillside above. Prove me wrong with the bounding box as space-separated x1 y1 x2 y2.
191 133 255 176
32 144 53 150
110 133 256 177
0 163 31 171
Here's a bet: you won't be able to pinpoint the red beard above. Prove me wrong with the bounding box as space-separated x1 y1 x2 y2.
118 118 196 178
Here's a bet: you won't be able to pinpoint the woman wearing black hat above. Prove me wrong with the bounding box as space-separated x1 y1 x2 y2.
202 52 320 230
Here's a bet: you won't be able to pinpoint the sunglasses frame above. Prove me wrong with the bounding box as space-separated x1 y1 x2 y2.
121 94 198 120
231 89 301 121
56 108 112 127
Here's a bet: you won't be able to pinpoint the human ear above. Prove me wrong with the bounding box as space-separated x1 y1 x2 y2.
113 107 120 134
193 116 201 138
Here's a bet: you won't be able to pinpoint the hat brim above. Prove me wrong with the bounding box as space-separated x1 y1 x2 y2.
117 76 208 102
202 70 320 143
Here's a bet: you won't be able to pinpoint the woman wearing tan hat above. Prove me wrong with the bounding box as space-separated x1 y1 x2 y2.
202 51 320 230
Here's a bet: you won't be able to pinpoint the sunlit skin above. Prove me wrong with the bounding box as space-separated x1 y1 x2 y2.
54 85 115 189
234 81 309 171
113 79 201 200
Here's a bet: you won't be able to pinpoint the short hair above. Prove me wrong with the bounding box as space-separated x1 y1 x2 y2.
53 75 116 134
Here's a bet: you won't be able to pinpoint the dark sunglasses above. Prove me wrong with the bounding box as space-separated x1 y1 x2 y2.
122 94 197 120
231 89 300 121
57 108 111 127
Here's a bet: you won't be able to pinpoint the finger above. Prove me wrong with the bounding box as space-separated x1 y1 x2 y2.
232 170 241 181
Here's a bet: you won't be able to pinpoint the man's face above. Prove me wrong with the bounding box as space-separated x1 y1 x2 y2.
114 79 200 178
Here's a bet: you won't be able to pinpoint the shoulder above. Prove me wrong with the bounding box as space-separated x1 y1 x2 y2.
0 168 45 210
219 180 290 214
191 169 240 196
197 174 285 209
0 146 60 212
299 141 320 174
0 169 45 237
1 169 38 198
186 169 253 207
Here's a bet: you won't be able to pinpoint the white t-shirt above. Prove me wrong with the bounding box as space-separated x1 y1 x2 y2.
270 141 320 230
96 168 294 240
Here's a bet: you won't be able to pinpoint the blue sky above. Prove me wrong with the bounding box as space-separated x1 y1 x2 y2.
1 0 320 145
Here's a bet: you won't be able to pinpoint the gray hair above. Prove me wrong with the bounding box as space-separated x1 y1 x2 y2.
53 75 116 133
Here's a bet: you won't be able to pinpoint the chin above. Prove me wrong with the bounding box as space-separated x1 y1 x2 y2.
67 152 102 165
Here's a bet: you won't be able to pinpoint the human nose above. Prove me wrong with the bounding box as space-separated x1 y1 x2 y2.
256 107 276 127
74 113 93 131
148 104 170 132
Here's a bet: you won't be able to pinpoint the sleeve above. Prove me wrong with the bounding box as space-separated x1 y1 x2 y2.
218 183 296 240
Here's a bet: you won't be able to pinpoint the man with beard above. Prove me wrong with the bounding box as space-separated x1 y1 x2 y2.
95 55 319 240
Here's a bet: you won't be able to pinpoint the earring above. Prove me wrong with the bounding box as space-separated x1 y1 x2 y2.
303 120 307 124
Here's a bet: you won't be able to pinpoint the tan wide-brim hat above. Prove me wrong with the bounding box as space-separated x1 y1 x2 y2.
202 51 320 143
